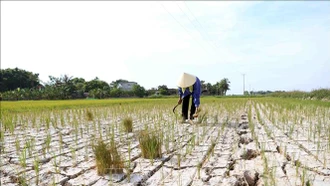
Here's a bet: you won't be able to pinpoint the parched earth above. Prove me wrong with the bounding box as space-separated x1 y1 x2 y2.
1 101 330 186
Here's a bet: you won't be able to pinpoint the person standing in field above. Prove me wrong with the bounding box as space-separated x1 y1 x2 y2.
177 72 202 122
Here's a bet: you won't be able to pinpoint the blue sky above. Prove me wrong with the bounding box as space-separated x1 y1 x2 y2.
2 1 329 94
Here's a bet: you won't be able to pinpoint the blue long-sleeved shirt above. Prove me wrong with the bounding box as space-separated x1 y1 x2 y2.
178 77 201 107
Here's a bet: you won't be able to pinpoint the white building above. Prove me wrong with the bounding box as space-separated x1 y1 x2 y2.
117 82 137 91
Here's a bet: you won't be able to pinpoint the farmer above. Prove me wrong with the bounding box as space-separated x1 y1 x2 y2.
177 72 202 122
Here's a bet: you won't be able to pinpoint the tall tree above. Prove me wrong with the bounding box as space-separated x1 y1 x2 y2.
146 87 157 96
0 68 40 92
85 77 110 92
200 80 207 92
206 83 213 94
219 78 231 95
132 84 146 98
71 77 86 97
158 85 169 95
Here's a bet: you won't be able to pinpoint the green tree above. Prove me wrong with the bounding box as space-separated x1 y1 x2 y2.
158 85 169 95
0 68 40 92
219 78 230 95
69 77 86 98
205 83 213 95
146 88 157 96
110 88 123 97
132 84 146 98
200 80 207 92
45 74 75 99
85 77 110 92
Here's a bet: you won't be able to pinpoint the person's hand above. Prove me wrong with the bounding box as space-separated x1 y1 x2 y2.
193 106 199 118
178 98 182 105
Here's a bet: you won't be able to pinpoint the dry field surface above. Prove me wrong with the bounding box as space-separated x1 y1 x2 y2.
1 98 330 186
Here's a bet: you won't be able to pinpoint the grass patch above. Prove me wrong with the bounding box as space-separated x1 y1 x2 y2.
138 130 163 159
122 117 133 133
92 139 124 175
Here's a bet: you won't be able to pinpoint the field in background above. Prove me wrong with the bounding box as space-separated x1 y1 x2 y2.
268 88 330 100
1 97 330 185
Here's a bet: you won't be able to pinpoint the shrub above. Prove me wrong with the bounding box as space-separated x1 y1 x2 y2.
138 130 162 159
92 139 123 175
310 88 330 99
122 117 133 133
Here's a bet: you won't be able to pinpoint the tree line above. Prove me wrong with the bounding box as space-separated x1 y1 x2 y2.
0 68 231 101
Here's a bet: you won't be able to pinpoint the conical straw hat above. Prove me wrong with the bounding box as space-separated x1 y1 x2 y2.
177 72 196 88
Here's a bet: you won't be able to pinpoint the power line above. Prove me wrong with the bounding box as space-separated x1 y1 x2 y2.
175 2 217 52
183 1 219 49
160 3 210 55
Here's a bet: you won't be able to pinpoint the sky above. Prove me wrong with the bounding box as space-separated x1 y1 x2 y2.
1 1 330 94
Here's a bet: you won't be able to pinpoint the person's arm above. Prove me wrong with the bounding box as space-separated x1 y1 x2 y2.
178 87 183 104
193 77 202 110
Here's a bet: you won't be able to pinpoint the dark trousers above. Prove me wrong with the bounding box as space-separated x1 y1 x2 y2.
182 94 196 120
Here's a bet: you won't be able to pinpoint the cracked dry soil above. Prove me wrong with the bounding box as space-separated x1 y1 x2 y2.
1 100 330 186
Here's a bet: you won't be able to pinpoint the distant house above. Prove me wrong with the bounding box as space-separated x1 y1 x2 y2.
118 82 137 91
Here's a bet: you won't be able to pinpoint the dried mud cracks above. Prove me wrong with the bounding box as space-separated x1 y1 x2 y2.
1 109 330 186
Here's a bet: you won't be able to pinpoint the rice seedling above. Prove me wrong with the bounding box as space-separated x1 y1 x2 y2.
60 113 65 127
86 109 93 121
33 157 40 185
197 109 208 124
301 166 308 186
197 162 202 179
177 153 181 168
31 115 37 128
45 115 51 130
122 117 133 133
92 139 124 175
52 154 60 174
70 147 77 167
45 132 52 153
4 117 15 134
269 166 276 186
126 140 132 180
185 134 195 156
138 130 163 160
51 117 57 128
16 174 28 186
25 138 34 157
19 147 27 168
213 114 218 124
261 153 270 185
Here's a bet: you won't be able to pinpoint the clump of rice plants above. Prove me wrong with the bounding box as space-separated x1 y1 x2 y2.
122 117 133 133
138 130 163 159
92 139 123 175
197 108 208 124
86 110 93 121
